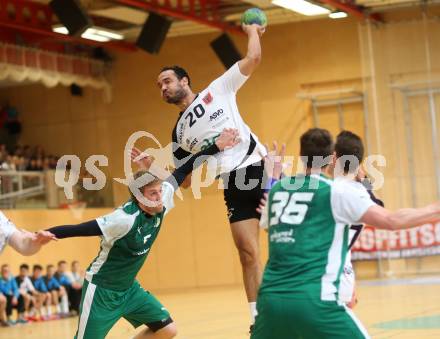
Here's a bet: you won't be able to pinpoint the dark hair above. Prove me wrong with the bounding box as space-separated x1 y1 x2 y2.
72 260 79 265
47 264 54 270
58 260 67 266
129 170 162 202
1 264 8 270
300 128 334 169
335 131 364 173
33 264 42 271
20 264 29 270
160 65 191 87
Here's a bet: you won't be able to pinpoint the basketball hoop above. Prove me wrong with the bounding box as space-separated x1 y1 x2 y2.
67 201 87 220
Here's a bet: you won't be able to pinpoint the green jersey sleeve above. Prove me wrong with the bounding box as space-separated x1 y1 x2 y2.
96 208 135 243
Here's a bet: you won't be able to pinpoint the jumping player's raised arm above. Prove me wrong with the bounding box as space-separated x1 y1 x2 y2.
238 24 265 77
209 24 264 96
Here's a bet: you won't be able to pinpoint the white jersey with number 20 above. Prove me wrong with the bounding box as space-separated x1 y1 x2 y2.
174 62 266 175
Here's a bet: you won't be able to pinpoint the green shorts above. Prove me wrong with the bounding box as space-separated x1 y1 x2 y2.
74 280 171 339
251 294 370 339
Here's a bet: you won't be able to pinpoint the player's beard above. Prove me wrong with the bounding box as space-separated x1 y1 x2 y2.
165 86 187 105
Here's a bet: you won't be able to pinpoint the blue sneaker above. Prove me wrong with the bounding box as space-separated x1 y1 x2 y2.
17 318 28 324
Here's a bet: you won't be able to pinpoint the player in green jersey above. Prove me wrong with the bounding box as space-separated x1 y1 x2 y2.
44 128 240 339
252 128 440 339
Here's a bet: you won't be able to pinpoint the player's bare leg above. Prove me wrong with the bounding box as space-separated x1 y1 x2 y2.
133 323 177 339
44 292 52 318
22 292 31 312
230 218 262 322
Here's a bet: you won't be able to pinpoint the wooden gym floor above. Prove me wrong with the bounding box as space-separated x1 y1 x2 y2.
3 276 440 339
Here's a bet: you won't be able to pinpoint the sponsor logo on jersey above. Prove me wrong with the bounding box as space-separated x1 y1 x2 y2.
177 122 184 143
270 229 295 244
203 92 213 104
212 117 230 129
209 108 224 122
133 247 150 256
189 138 198 151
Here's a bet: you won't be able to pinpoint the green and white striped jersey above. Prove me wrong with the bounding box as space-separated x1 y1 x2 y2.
85 182 175 291
259 174 374 301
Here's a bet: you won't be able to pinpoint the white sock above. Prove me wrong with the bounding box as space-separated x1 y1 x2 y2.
56 304 61 313
249 302 258 324
46 305 52 316
61 295 69 314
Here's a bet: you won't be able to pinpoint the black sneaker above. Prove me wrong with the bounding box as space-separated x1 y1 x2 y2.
249 324 254 334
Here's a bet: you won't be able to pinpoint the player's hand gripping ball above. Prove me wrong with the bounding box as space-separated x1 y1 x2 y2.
241 8 267 27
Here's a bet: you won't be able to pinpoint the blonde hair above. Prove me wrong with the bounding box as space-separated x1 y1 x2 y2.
129 170 162 201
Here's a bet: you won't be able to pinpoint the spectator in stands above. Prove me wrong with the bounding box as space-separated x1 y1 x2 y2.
0 264 26 325
65 260 83 314
26 157 38 171
0 144 59 172
48 155 58 169
55 260 71 315
43 157 50 170
16 264 36 321
44 264 68 317
31 264 52 320
0 144 7 162
0 155 14 170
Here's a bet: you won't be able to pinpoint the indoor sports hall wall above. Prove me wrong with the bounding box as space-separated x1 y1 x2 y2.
1 10 440 287
356 12 440 277
0 17 364 289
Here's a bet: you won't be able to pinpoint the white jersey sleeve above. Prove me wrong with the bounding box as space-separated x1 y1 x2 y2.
331 178 375 225
210 62 249 94
96 209 135 243
162 181 175 216
0 211 17 253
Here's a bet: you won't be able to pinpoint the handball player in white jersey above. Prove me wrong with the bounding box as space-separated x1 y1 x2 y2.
0 176 55 255
330 131 384 308
157 23 266 326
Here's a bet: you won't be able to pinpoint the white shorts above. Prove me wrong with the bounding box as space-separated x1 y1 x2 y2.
339 253 355 304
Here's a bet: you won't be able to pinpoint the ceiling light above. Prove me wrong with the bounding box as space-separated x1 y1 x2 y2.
52 26 124 42
81 30 110 42
272 0 330 16
329 11 348 19
53 26 69 34
92 29 123 40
